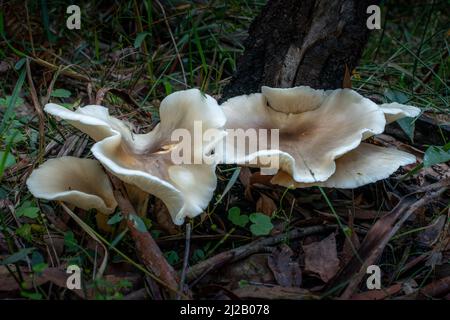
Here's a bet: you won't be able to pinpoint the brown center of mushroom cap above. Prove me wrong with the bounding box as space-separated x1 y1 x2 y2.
110 141 173 181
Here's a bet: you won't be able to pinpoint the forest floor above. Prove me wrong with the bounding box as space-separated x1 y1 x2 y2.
0 1 449 300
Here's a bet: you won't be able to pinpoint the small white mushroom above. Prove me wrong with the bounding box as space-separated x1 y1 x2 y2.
26 157 117 214
45 89 226 225
379 102 421 124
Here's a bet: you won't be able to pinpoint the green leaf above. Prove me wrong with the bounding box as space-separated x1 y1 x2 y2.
397 117 415 142
5 128 26 144
0 151 15 169
163 79 173 95
21 291 42 300
14 58 26 70
16 206 40 219
424 145 450 167
16 224 33 241
383 89 416 140
64 231 78 253
227 207 249 227
32 262 48 273
31 251 44 265
50 88 72 98
238 279 249 288
0 247 35 265
31 252 47 273
110 228 129 248
0 68 26 134
164 250 179 265
128 214 147 232
249 213 273 236
141 216 153 229
107 212 123 225
0 96 24 108
134 32 149 48
191 249 205 263
384 89 408 104
151 230 162 239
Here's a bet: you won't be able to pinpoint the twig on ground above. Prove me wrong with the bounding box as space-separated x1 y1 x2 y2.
187 224 336 285
177 222 192 299
106 173 189 299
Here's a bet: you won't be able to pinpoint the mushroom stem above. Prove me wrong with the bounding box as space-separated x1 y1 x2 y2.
106 172 190 298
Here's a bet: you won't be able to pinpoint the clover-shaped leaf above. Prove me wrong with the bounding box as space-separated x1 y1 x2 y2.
227 207 249 227
15 201 40 219
249 213 273 236
16 206 39 219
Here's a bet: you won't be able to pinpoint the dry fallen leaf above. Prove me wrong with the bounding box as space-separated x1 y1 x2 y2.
303 233 340 283
267 244 302 287
342 64 352 89
219 254 275 288
256 193 277 217
417 215 447 247
239 167 254 201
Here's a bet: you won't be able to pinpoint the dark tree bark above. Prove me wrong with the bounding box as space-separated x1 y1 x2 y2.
222 0 379 100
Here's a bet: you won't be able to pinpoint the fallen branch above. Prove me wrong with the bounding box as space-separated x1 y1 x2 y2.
107 174 188 299
187 224 336 284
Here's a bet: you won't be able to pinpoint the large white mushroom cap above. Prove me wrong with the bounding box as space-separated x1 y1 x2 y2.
26 157 117 214
221 87 386 183
45 89 226 225
220 85 420 188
